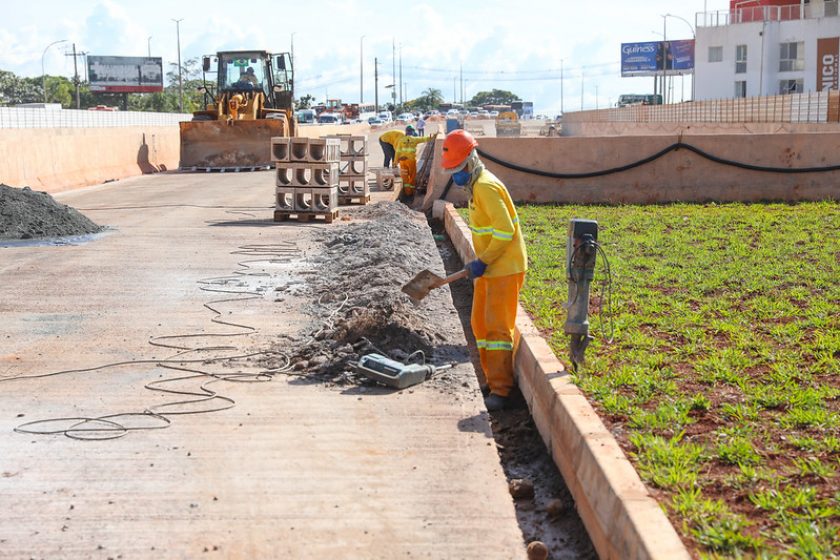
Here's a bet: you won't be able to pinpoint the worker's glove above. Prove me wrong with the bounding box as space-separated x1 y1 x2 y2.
467 259 487 279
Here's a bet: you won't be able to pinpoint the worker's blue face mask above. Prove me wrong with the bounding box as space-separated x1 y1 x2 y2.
452 169 471 187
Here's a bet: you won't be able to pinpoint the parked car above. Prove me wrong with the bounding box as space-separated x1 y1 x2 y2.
396 112 415 123
297 109 316 124
489 110 500 117
446 108 460 118
317 113 343 124
378 111 393 122
368 116 383 125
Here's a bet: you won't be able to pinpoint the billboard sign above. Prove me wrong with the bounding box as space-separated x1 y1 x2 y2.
621 42 660 76
88 56 164 93
817 37 839 91
621 40 695 77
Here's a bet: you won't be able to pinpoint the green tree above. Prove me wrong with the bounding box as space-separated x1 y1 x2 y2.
469 89 520 107
295 93 315 110
165 57 205 113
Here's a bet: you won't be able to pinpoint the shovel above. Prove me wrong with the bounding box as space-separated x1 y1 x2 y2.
401 268 469 303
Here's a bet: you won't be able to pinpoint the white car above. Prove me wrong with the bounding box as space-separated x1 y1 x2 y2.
396 113 415 122
446 109 460 118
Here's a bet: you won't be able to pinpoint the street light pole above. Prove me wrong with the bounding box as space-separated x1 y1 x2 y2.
661 15 667 103
41 39 67 104
172 18 184 112
291 32 296 68
360 35 365 104
560 58 564 115
147 36 152 57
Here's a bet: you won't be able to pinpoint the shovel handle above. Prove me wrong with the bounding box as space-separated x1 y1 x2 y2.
435 268 469 287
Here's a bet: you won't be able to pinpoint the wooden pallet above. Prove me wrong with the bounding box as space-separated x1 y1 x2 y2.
273 209 339 224
181 165 272 173
339 194 371 206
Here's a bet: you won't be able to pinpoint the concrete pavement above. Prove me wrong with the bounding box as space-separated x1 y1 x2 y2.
0 171 525 559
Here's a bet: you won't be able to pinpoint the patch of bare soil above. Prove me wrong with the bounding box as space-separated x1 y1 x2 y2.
276 202 472 390
0 184 103 240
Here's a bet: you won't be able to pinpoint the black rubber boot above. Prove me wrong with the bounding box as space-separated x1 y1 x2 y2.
484 393 511 412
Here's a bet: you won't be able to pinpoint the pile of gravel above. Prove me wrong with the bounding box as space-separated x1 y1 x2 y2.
278 202 464 384
0 184 103 240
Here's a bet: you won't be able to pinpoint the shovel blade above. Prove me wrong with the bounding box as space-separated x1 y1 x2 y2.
401 269 445 302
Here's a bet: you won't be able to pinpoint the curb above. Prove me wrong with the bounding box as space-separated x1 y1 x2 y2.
433 200 690 560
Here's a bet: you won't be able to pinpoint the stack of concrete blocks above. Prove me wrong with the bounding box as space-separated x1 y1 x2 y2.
271 137 341 223
325 134 370 205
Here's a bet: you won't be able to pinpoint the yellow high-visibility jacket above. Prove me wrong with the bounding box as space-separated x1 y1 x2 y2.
468 169 527 277
395 135 431 162
379 130 405 148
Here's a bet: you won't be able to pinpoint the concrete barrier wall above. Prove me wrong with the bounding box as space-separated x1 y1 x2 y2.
0 126 181 193
422 133 840 208
0 123 371 194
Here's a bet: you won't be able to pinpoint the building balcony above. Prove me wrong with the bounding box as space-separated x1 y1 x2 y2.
697 0 838 27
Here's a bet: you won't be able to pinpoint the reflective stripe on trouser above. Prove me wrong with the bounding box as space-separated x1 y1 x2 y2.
471 272 525 397
399 158 417 194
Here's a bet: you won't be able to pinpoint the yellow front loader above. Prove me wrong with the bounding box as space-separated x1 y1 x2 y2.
179 50 297 171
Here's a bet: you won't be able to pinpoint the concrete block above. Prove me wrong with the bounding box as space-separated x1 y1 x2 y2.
270 137 290 162
307 138 341 163
338 176 369 196
275 162 339 188
325 134 368 157
372 168 401 191
275 186 295 211
289 137 310 162
293 187 338 213
340 159 368 176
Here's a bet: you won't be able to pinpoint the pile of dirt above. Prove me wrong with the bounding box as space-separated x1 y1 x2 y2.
0 184 103 240
280 202 466 384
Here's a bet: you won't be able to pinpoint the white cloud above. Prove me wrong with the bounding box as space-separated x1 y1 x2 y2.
1 0 730 112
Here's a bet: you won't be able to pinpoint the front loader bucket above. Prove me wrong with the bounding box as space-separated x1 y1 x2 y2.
179 119 288 171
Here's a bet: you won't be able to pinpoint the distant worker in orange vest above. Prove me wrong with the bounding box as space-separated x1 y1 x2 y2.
378 129 404 168
395 125 433 196
440 129 527 411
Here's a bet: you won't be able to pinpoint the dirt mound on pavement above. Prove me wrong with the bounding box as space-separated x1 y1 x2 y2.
281 201 468 384
0 184 103 240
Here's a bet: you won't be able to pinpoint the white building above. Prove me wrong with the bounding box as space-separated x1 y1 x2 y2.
695 0 839 99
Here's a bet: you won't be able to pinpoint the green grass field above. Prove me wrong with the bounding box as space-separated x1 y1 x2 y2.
467 202 840 558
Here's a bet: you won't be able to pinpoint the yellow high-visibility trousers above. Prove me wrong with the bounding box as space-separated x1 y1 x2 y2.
399 157 417 194
471 272 525 397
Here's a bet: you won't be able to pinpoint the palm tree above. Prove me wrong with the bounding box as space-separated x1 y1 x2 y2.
419 87 444 110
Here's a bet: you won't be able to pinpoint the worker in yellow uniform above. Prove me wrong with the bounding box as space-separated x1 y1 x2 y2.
395 125 432 196
440 129 527 411
378 129 404 168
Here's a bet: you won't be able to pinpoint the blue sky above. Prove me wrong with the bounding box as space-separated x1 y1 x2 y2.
1 0 729 114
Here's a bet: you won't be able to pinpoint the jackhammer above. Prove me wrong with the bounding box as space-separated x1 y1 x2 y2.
563 219 611 371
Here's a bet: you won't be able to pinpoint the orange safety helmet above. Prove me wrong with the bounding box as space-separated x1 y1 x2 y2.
441 129 478 171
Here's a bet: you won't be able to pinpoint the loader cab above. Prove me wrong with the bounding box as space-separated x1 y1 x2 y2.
217 52 270 95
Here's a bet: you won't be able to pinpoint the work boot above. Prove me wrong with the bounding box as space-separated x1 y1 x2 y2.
484 393 511 412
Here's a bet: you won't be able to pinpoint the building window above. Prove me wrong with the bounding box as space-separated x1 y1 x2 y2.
735 45 747 74
779 79 804 94
735 81 747 98
709 46 723 63
779 42 805 72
